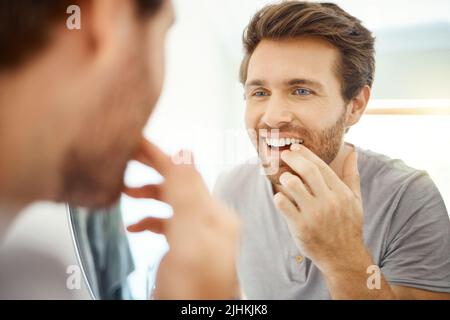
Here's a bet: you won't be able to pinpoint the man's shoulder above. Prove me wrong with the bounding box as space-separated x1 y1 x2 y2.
357 146 428 187
356 146 443 212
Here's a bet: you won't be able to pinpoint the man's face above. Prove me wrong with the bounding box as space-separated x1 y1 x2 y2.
60 0 175 206
244 37 350 186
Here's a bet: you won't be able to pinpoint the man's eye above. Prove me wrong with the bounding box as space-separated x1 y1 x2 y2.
293 88 312 96
253 91 268 97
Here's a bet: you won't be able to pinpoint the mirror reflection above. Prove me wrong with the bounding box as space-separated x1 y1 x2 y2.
68 0 450 300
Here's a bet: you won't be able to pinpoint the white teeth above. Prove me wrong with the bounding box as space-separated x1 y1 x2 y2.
265 138 304 147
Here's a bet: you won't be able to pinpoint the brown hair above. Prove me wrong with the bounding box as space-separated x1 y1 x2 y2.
0 0 163 71
240 1 375 102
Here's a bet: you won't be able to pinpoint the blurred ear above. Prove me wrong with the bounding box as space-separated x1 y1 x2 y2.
82 0 138 61
345 85 371 128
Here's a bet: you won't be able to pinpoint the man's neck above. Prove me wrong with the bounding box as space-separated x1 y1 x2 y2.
0 51 66 206
329 142 355 180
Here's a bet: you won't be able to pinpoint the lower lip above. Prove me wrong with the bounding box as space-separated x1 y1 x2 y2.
266 145 292 152
261 144 291 163
262 142 305 160
260 145 291 174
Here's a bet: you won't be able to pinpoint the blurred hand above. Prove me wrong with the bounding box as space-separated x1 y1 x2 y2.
125 138 241 299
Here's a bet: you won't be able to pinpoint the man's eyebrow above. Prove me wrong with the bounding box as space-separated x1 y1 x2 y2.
244 79 266 89
286 78 324 91
245 78 325 91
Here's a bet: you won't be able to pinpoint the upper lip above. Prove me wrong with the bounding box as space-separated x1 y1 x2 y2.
259 132 304 140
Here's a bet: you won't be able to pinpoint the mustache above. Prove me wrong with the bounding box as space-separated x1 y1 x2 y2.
255 124 313 140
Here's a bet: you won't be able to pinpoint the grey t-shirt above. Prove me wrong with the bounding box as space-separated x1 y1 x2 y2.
214 146 450 299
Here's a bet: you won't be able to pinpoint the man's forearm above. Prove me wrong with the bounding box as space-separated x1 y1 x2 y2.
320 246 396 300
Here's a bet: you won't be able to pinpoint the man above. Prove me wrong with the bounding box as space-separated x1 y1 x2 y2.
0 0 239 299
214 1 450 299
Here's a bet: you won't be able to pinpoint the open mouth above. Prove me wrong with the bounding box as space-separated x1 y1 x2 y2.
264 137 304 152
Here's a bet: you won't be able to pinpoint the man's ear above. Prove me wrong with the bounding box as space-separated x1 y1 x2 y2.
345 85 371 128
82 0 137 61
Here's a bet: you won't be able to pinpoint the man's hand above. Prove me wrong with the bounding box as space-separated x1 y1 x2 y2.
125 138 241 300
274 143 450 300
274 143 365 273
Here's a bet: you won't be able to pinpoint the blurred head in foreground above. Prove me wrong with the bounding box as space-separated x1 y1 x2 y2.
0 0 174 207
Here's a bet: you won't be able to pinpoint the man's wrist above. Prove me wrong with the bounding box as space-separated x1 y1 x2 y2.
316 243 373 279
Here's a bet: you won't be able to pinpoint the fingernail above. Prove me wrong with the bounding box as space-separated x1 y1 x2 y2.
279 171 291 184
280 150 290 159
290 143 302 151
172 150 194 165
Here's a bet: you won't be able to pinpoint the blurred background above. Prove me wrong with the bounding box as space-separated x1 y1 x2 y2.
5 0 449 299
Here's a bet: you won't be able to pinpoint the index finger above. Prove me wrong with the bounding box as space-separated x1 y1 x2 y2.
133 137 173 176
290 143 346 191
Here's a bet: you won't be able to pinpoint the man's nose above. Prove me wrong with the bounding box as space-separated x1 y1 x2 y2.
261 95 293 128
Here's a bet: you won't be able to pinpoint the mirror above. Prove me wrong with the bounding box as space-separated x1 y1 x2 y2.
69 200 168 299
68 161 172 300
69 161 172 300
67 0 450 300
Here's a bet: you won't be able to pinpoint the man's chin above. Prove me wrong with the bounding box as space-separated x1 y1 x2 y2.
60 168 125 208
60 147 130 208
62 186 122 208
